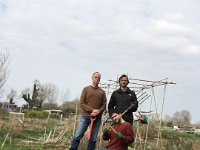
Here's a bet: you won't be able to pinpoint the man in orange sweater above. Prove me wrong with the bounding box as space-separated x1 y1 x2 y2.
102 109 135 150
69 72 107 150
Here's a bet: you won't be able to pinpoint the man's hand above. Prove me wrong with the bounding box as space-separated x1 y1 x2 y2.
91 109 100 116
115 132 122 139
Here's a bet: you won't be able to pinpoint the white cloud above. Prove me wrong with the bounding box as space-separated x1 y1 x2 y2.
0 0 200 123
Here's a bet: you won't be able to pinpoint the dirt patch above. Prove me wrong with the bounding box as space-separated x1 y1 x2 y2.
192 141 200 150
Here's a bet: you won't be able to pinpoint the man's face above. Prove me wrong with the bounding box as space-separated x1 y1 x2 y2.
111 113 120 123
119 77 128 88
92 73 101 84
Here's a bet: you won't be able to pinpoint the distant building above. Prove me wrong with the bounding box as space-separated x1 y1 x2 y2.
1 102 17 112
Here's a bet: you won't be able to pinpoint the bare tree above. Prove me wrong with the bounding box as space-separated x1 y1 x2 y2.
22 80 59 109
181 110 191 126
60 88 70 105
7 88 17 104
164 114 173 127
172 110 191 127
21 88 31 95
0 51 9 98
22 81 41 109
59 97 81 115
39 83 59 104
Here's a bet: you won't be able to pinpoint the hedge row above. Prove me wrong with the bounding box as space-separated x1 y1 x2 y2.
22 110 60 119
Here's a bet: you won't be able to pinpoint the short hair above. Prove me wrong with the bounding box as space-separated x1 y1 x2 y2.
92 72 101 77
110 109 121 116
118 74 129 84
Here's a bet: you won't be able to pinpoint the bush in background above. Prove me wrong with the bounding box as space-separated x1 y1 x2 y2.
23 110 48 119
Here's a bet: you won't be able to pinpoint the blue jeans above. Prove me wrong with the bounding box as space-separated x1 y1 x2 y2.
70 115 102 150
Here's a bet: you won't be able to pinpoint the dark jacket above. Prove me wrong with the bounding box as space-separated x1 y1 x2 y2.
108 88 138 124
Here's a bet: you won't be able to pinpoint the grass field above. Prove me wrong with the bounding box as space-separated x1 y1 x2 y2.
0 112 73 149
1 110 200 150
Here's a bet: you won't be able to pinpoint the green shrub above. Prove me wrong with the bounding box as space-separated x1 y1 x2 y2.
162 130 179 139
23 110 48 119
49 113 59 119
162 130 194 150
62 108 75 117
165 137 192 150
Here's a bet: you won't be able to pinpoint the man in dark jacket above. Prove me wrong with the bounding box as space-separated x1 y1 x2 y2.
108 74 138 125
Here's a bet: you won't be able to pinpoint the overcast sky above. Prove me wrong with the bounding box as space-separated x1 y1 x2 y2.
0 0 200 123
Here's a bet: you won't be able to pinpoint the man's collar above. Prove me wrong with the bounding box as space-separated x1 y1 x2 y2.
117 87 131 93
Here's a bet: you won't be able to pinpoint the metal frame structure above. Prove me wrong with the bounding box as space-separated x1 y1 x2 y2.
99 76 175 150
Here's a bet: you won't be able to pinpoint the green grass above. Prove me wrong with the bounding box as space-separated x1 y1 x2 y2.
1 108 200 150
162 130 200 141
0 109 71 150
